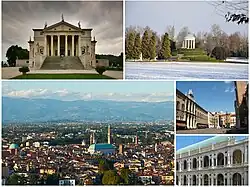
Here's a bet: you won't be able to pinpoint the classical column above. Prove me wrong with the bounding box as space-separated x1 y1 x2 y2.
78 35 81 56
44 35 47 56
244 171 248 185
57 35 60 56
193 40 195 49
65 35 68 56
72 35 74 56
51 35 54 56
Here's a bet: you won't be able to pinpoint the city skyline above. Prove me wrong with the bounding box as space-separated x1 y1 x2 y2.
126 1 248 35
177 81 236 112
2 1 123 60
3 81 174 102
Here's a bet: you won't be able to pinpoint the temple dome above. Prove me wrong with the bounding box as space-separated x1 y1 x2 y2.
184 34 195 40
9 143 19 149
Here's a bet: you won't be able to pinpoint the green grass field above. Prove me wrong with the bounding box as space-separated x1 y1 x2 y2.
12 74 114 79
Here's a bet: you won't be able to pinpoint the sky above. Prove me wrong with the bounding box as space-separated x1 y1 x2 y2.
177 81 238 113
176 136 248 150
2 81 174 102
126 0 248 35
2 1 123 60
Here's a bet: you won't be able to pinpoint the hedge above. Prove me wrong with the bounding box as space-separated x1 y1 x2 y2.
178 48 207 56
181 55 222 62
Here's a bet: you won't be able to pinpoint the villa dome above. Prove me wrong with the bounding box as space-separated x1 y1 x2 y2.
184 34 195 40
9 143 19 149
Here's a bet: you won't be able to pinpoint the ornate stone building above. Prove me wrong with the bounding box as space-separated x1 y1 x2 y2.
176 89 218 130
182 34 195 49
176 136 248 186
234 81 248 129
28 15 97 69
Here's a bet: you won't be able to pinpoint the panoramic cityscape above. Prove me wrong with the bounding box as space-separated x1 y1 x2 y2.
2 81 174 185
125 1 248 79
176 81 249 134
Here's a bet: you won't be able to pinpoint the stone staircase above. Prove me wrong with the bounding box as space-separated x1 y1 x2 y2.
40 56 84 70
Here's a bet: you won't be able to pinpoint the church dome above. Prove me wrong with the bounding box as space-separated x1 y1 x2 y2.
9 143 19 149
184 34 195 40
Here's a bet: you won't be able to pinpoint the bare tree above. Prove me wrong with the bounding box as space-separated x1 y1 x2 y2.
176 27 190 48
165 25 175 41
206 0 248 24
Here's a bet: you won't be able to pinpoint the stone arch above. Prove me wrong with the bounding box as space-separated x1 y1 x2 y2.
203 174 209 185
183 160 187 170
203 155 209 168
183 175 187 185
193 158 197 169
233 149 242 164
217 152 224 166
217 174 224 185
232 173 242 185
192 175 197 185
176 176 179 185
176 162 179 171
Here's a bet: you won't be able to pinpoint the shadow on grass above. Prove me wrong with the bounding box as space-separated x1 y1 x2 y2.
12 74 115 79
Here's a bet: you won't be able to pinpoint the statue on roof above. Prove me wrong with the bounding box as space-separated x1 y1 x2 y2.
62 14 64 22
44 21 47 28
78 21 81 28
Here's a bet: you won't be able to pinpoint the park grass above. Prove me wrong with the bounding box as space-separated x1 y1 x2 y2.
12 74 115 79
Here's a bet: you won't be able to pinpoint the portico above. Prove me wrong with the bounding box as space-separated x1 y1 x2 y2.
44 35 81 57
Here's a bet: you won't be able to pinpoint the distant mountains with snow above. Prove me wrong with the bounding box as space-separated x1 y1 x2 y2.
2 97 174 124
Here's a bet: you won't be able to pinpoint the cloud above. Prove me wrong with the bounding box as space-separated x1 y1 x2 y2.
3 88 173 102
225 87 234 93
2 1 123 60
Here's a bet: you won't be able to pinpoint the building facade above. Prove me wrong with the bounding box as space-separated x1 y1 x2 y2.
182 34 195 49
176 136 248 186
176 89 218 130
234 81 248 129
28 16 97 69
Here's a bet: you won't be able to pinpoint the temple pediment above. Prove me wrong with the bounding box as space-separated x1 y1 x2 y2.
43 21 83 32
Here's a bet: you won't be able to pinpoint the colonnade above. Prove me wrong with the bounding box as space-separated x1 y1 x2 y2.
44 35 81 56
182 39 195 49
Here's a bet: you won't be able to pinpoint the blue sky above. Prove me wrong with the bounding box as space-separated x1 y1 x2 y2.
177 81 237 112
126 1 248 35
177 136 248 150
2 81 174 102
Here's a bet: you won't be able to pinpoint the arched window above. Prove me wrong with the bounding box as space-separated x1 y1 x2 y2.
217 174 224 185
233 173 242 185
176 101 180 110
193 158 197 169
217 153 224 166
203 156 209 168
233 149 242 164
192 175 197 185
204 174 209 185
183 160 187 170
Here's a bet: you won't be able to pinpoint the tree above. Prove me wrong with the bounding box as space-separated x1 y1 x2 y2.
7 174 26 185
165 25 175 41
141 30 150 59
6 45 29 67
133 33 141 59
207 1 248 24
126 32 135 59
176 27 189 48
160 33 171 59
149 33 156 60
102 170 120 185
46 174 59 185
211 46 227 60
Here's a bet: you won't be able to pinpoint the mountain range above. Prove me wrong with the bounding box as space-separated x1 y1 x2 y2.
2 97 174 124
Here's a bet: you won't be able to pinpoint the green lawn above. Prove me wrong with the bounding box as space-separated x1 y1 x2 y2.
12 74 114 79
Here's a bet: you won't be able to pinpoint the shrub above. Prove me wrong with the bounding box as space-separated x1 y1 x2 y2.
212 46 227 60
95 66 106 75
178 48 206 56
19 66 30 75
181 55 219 62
